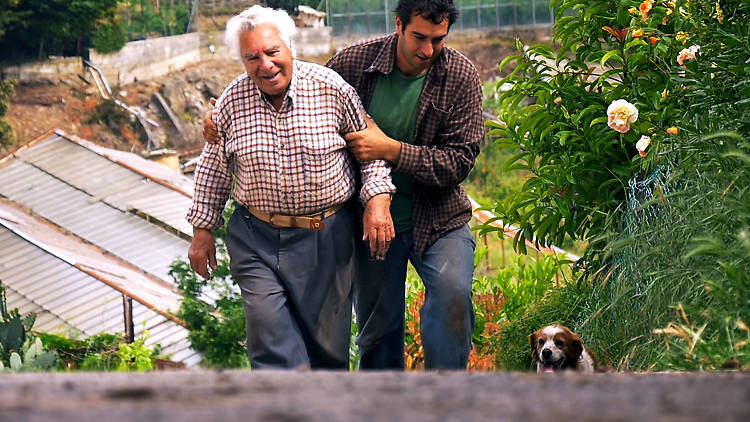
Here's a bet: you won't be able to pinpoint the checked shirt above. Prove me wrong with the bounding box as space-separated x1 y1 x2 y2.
187 60 395 230
327 34 484 257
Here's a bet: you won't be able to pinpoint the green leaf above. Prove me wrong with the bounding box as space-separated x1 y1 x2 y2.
498 54 522 74
0 316 24 351
601 50 624 67
625 38 648 51
590 116 609 127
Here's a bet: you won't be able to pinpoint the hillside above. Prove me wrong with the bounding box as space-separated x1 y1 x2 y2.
3 30 532 156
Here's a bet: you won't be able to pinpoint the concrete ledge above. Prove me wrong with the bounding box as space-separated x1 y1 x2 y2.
1 370 748 421
2 57 83 82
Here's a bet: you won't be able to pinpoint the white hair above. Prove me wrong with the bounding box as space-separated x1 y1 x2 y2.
224 5 297 59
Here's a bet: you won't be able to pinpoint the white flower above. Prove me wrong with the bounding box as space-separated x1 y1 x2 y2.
636 135 651 157
607 99 639 133
677 45 700 67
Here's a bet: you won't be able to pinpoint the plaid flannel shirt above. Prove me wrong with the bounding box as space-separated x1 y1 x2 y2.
327 34 484 257
187 60 395 230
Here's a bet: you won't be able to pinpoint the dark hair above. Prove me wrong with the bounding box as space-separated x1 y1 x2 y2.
395 0 458 30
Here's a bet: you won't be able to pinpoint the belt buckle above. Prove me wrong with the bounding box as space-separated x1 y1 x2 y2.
309 218 323 231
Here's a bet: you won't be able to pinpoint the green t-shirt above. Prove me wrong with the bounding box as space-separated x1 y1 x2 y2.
367 67 427 233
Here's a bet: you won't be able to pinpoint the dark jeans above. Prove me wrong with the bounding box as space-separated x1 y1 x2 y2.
354 225 476 370
225 204 354 369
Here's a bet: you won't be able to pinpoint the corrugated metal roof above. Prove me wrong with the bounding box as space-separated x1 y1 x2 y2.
7 131 194 235
0 199 201 366
0 134 192 284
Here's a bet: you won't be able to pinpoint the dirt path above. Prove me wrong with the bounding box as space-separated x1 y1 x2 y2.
1 370 748 421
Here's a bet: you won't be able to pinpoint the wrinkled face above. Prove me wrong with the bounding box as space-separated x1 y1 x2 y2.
395 13 449 77
530 326 582 373
240 24 293 108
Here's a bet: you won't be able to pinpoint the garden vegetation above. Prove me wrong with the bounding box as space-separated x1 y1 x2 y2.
488 0 749 370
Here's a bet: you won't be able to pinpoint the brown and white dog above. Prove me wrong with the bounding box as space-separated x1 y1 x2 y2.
529 325 599 373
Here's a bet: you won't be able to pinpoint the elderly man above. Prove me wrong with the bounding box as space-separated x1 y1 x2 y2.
187 5 395 370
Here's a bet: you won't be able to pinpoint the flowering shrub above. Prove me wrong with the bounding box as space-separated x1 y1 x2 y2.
488 0 750 370
487 0 731 262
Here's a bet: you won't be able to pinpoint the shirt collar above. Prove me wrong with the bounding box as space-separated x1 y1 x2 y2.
366 33 449 78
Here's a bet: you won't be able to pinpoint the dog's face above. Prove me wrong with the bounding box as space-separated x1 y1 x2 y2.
529 325 584 373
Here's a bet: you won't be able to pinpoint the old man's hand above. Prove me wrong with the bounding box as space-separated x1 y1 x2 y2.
188 228 218 279
363 193 394 260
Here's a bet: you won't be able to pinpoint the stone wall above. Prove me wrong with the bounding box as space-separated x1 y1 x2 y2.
1 57 83 82
201 27 333 60
89 33 203 86
1 27 333 85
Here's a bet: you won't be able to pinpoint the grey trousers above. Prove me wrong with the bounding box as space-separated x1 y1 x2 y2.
225 204 354 369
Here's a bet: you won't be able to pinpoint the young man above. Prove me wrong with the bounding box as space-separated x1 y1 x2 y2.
187 5 395 370
202 0 482 370
327 0 483 370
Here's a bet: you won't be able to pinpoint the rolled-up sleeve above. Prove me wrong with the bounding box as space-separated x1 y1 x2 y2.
186 101 233 230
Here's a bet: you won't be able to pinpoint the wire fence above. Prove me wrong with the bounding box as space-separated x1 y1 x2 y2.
324 0 555 37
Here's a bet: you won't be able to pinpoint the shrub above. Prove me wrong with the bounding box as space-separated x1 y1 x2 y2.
486 0 750 371
38 332 123 371
92 18 127 54
405 254 567 371
0 79 15 148
169 204 250 369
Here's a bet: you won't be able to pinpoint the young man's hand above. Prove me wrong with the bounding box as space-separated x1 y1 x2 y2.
344 112 402 164
202 98 220 144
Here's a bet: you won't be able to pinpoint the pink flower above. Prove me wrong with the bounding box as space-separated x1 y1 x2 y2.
607 99 639 133
636 135 651 157
677 45 700 67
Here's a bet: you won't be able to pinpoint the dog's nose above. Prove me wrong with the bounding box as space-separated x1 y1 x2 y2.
542 349 552 359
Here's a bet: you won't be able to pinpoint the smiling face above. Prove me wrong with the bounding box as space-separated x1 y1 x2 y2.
239 24 293 109
394 13 449 77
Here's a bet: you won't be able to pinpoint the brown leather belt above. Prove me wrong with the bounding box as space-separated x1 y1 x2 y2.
246 203 345 231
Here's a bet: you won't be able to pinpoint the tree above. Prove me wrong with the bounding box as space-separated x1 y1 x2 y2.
0 0 119 60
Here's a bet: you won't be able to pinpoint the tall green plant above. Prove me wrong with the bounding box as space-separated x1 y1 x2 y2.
487 0 702 258
169 204 249 368
485 0 750 371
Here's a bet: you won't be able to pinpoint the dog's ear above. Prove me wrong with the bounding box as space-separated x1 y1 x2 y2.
529 332 539 361
570 332 584 359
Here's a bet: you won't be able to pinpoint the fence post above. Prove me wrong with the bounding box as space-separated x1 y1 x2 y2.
122 294 135 344
346 0 352 38
366 1 371 35
496 0 499 28
476 2 480 29
385 0 390 33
